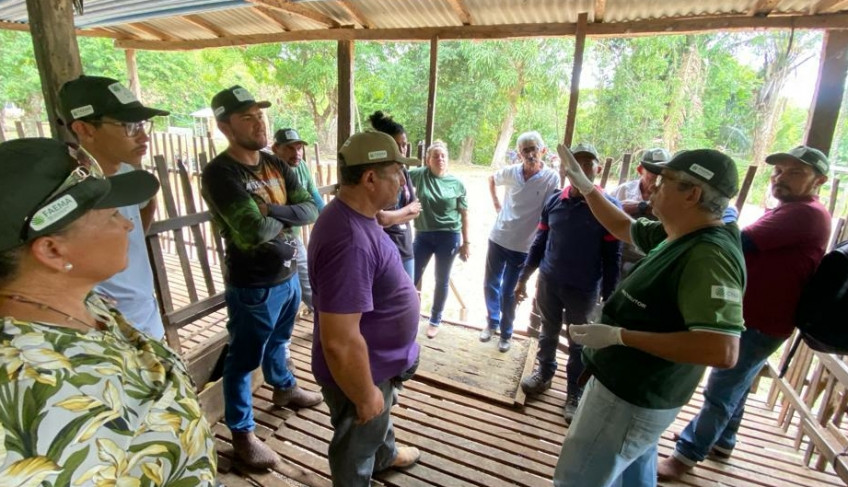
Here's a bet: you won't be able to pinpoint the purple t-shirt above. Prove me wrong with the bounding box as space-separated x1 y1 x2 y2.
308 198 421 386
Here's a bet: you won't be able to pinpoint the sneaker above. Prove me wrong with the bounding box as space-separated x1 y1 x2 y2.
563 395 580 425
671 432 733 459
498 338 511 352
657 455 694 481
231 431 278 469
479 327 494 342
426 325 439 339
520 370 552 395
272 385 323 408
390 446 421 469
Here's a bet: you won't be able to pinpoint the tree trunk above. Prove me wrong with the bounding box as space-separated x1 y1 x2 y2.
663 39 705 153
491 93 519 167
458 136 475 165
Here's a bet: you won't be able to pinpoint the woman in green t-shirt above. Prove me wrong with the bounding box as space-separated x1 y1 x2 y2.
408 141 470 338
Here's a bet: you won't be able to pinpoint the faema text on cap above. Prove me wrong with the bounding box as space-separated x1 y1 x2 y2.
571 143 599 159
59 75 169 123
274 128 308 146
642 149 739 198
211 85 271 122
338 131 421 168
765 145 830 175
641 148 671 164
0 138 160 252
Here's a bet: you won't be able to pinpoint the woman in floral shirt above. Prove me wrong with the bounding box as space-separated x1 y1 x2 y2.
0 138 217 485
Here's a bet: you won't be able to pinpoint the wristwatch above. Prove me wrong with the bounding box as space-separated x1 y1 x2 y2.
638 201 649 216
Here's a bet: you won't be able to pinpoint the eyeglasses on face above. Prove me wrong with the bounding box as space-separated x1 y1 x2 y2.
93 119 153 137
655 172 692 189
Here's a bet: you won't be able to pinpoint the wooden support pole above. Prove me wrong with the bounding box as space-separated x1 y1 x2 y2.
26 0 82 141
337 40 354 151
125 49 142 100
804 29 848 156
562 12 588 147
736 165 759 213
425 36 439 149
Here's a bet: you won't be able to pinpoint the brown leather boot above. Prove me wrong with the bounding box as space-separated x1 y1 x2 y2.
272 385 323 408
231 431 278 469
657 455 693 482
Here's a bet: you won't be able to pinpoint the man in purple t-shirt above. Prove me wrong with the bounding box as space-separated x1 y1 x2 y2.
308 131 422 485
659 145 832 481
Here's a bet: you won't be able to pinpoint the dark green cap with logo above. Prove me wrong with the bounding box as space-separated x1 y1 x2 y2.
274 128 308 146
642 149 739 198
211 85 271 122
59 75 170 123
766 145 830 175
0 138 160 252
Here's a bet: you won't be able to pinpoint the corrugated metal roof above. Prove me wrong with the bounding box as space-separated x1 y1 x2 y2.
1 0 846 49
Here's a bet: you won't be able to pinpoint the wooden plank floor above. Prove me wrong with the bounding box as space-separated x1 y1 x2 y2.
162 253 843 486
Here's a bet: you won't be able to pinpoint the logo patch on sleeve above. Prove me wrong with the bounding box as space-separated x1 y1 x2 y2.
711 285 741 303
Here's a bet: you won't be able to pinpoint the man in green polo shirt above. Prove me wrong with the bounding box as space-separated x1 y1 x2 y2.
552 147 745 487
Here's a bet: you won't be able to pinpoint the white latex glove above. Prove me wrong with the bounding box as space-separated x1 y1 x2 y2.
556 143 595 195
569 323 624 349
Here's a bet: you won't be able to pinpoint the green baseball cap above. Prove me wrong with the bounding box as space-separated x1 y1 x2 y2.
571 143 599 160
0 138 160 252
765 145 830 175
338 131 421 168
642 149 739 198
211 85 271 122
59 75 170 123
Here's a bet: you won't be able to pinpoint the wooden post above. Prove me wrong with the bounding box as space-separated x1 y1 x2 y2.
735 165 759 213
829 178 841 215
804 30 848 156
425 36 439 149
125 49 142 100
600 156 613 188
25 0 82 141
562 12 588 147
337 40 354 151
618 153 632 186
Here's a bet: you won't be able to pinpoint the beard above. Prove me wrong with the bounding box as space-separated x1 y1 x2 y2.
235 132 266 151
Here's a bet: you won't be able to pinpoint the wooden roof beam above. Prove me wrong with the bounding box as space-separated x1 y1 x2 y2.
128 22 180 41
182 14 230 38
0 19 119 38
749 0 781 17
247 0 339 28
113 12 848 50
811 0 848 14
594 0 606 22
337 0 373 29
253 7 291 30
444 0 472 25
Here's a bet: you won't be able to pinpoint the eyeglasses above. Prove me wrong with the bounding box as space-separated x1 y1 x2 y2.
655 172 692 189
94 119 153 137
520 146 540 154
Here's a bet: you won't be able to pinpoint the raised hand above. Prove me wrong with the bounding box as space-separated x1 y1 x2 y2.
557 144 595 195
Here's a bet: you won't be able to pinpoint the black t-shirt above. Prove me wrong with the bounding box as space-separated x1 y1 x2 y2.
383 166 416 260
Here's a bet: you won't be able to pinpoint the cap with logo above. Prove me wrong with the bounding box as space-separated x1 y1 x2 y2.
274 128 308 146
765 145 830 175
211 85 271 122
0 138 160 252
642 149 739 198
338 131 421 168
641 148 671 164
571 143 599 160
59 75 170 123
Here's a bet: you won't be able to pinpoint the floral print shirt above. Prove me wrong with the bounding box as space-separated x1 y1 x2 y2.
0 294 217 486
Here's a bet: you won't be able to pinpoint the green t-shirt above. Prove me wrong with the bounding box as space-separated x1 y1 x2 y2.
584 219 746 409
408 167 468 232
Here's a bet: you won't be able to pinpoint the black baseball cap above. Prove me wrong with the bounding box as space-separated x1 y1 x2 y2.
59 75 169 123
274 128 308 146
766 145 830 175
0 138 160 251
211 85 271 122
642 149 739 198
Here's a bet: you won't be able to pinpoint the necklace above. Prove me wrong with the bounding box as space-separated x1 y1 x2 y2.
0 293 100 330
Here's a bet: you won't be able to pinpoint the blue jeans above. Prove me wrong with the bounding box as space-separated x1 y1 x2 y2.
674 328 784 464
536 275 599 397
554 377 681 487
401 258 414 280
483 240 527 340
322 380 398 486
223 278 300 432
295 237 313 311
413 231 460 326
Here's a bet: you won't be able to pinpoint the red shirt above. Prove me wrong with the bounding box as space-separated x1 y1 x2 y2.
743 197 831 337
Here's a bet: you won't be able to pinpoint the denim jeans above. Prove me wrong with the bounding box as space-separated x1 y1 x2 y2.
483 239 527 340
223 277 300 432
413 231 460 326
295 237 313 311
554 377 681 487
536 274 599 397
401 258 414 281
674 328 784 464
322 380 398 486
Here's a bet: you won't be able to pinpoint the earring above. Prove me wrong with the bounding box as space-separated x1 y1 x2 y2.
63 262 73 272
